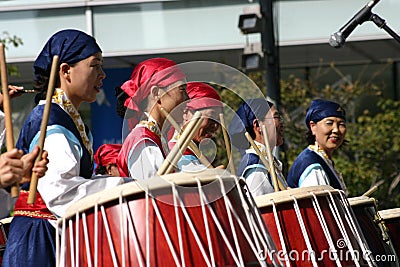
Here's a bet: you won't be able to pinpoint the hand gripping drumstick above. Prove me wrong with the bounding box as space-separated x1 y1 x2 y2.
160 107 212 168
27 55 59 204
157 111 203 175
219 113 236 174
260 124 287 191
0 43 19 197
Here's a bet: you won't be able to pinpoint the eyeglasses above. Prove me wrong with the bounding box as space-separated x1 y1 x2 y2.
263 115 283 123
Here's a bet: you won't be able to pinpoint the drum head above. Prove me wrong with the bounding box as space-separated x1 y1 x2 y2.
379 208 400 220
347 195 376 207
64 168 238 219
255 185 335 207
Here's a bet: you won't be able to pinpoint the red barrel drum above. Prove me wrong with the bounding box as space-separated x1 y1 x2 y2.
57 169 281 267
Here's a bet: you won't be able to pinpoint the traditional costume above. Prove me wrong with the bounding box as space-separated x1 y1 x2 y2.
168 82 222 172
117 58 185 179
229 98 286 196
3 29 124 267
286 99 347 192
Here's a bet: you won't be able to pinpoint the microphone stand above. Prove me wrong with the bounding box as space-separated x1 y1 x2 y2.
369 13 400 44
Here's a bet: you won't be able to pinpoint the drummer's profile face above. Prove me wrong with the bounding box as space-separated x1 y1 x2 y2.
183 106 222 143
311 116 346 157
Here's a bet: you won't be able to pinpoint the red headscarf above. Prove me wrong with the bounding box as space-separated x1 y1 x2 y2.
185 82 222 110
120 58 186 112
94 144 122 167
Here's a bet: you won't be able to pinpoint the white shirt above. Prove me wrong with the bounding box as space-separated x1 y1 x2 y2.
30 124 124 226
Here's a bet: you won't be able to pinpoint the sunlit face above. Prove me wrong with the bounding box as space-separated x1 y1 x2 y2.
63 52 106 108
260 106 284 148
310 116 346 157
183 106 222 144
159 80 189 116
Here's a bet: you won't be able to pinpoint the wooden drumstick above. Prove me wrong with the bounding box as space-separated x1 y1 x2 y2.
362 180 383 197
244 132 281 192
260 124 287 191
157 111 203 175
160 107 212 168
27 55 59 204
219 113 236 174
0 43 18 197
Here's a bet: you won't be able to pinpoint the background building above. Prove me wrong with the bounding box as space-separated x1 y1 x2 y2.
1 0 400 150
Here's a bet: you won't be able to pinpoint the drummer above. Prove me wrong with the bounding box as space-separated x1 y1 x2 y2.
3 29 128 267
228 98 286 196
287 99 348 193
116 58 189 179
93 143 122 176
168 81 223 171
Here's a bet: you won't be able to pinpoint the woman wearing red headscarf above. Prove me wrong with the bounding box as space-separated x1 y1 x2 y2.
94 144 122 176
168 82 223 171
116 58 188 179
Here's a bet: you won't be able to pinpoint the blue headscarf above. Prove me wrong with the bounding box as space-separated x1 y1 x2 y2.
305 99 346 129
34 29 102 81
228 98 274 149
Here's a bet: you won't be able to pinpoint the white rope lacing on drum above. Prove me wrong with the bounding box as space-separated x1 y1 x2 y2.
271 201 290 267
172 183 186 267
173 182 214 267
75 212 80 267
82 212 93 267
218 176 245 266
69 219 75 267
233 177 268 265
233 178 281 267
310 192 341 266
95 203 98 267
121 201 145 267
196 178 215 266
100 205 119 267
241 182 280 266
119 194 126 267
58 217 67 267
325 191 361 267
208 175 275 266
292 196 318 266
198 184 242 266
145 189 150 267
336 190 375 267
152 196 182 267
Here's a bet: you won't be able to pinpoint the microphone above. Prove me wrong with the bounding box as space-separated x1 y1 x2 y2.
329 0 380 48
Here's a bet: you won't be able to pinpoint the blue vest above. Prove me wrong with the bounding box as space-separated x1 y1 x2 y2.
237 152 270 179
16 103 93 182
287 148 343 190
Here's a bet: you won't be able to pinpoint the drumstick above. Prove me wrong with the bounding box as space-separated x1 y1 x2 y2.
27 55 59 204
0 44 18 197
362 180 384 197
260 124 287 191
157 111 203 175
219 113 236 174
244 132 281 192
160 107 212 168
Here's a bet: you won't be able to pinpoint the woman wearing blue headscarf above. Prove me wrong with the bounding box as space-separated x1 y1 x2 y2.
228 98 286 196
3 29 126 266
287 99 348 192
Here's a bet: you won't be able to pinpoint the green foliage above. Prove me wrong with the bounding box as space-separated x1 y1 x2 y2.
0 31 23 78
